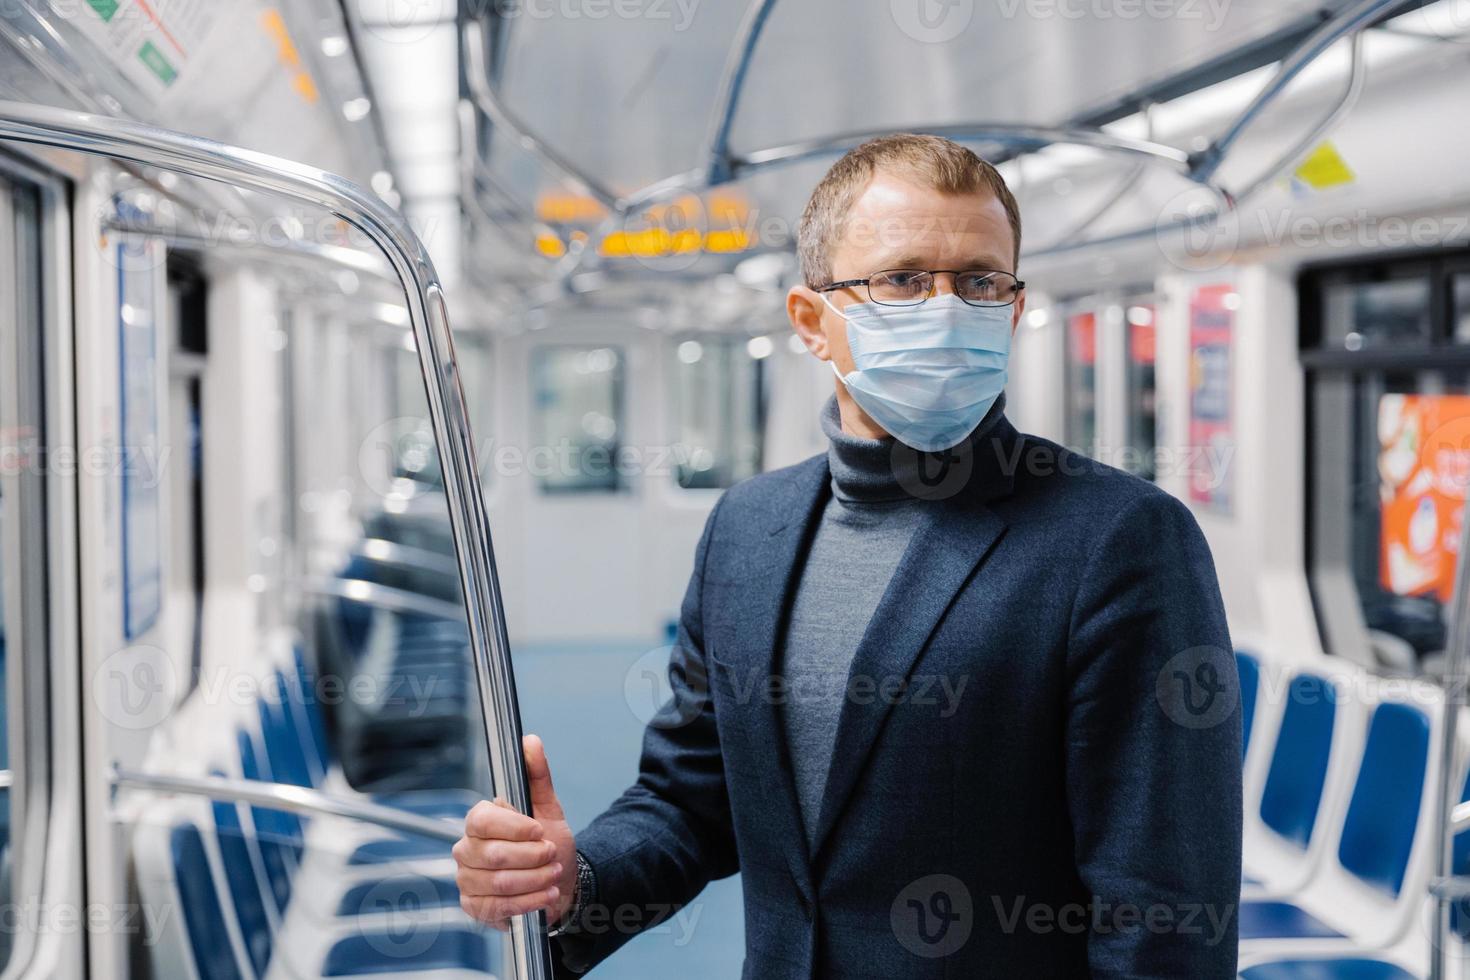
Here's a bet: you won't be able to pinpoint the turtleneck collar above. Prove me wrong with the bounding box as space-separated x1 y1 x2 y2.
822 391 1008 504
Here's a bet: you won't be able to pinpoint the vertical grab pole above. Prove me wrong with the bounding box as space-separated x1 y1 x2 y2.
1432 480 1470 980
0 102 555 980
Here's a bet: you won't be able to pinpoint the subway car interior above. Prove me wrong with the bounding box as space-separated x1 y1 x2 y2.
2 0 1470 977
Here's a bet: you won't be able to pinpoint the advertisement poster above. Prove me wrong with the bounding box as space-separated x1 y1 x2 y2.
71 0 223 99
118 236 163 640
1188 284 1235 513
1378 394 1470 601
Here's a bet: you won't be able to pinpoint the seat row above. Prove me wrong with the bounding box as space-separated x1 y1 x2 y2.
1234 651 1470 978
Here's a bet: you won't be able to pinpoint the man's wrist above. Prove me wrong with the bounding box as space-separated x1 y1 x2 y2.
547 851 596 938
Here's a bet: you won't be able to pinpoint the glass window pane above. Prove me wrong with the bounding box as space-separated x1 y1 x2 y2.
1323 277 1432 350
1065 310 1097 456
1124 303 1158 481
671 336 764 490
531 345 625 493
1313 369 1470 670
1454 272 1470 343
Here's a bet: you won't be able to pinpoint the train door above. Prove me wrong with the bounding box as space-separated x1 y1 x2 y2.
0 157 85 977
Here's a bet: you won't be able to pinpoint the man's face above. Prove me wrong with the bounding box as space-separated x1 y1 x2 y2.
787 173 1024 434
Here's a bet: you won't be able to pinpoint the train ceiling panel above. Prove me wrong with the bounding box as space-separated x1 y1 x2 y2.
0 0 388 190
730 0 1358 148
489 0 751 198
479 0 1361 203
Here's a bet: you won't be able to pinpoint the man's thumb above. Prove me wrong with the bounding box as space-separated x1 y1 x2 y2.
523 734 564 820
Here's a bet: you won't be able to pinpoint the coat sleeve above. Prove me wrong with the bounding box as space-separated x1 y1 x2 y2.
1064 489 1242 979
552 494 738 976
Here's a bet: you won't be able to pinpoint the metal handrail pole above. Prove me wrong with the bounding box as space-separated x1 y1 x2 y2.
0 102 553 980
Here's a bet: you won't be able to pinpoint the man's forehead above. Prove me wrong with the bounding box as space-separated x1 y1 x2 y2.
831 201 1013 271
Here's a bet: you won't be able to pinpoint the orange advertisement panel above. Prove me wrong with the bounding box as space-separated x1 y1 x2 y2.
1379 394 1470 602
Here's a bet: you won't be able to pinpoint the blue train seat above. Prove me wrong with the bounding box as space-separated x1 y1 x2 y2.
1239 690 1442 958
1238 650 1259 761
1259 673 1339 850
170 822 249 980
1242 669 1360 899
163 810 496 979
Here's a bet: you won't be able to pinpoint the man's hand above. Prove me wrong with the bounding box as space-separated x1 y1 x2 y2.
456 734 579 931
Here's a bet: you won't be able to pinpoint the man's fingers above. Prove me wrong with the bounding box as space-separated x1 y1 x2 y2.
453 836 559 871
523 734 565 820
464 799 544 842
457 862 564 898
459 887 561 926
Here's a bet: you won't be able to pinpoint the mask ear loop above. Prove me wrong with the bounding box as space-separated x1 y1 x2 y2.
818 290 852 321
815 291 855 384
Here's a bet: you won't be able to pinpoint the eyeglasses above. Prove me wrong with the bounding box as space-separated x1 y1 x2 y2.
818 269 1025 308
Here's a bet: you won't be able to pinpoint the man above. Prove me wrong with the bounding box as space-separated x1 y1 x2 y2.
455 134 1242 978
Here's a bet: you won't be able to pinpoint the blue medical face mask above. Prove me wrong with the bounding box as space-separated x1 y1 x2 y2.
821 292 1012 452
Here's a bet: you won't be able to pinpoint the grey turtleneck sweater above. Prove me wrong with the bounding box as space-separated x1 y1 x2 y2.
779 392 1005 847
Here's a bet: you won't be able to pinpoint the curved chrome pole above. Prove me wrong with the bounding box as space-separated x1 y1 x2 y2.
1230 31 1368 204
703 0 780 185
463 19 620 211
735 121 1194 174
0 101 554 980
1192 0 1401 182
102 217 396 282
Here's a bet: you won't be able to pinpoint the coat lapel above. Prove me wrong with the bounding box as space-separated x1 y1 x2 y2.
731 456 830 896
809 423 1019 856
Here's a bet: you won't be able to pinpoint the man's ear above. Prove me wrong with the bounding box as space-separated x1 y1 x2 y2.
1010 287 1027 335
788 285 831 361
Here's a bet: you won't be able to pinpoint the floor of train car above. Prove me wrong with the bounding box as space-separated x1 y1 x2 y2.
516 640 744 979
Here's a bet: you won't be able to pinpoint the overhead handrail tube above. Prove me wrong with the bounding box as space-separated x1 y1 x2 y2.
1192 0 1402 182
1230 31 1368 204
102 217 396 282
702 0 780 185
112 768 461 843
462 20 620 211
734 121 1194 175
0 101 554 980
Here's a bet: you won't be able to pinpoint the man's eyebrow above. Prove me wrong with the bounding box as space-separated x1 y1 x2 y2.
866 253 928 271
866 253 1013 272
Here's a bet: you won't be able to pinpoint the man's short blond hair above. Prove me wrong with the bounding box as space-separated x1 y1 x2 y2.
797 133 1022 289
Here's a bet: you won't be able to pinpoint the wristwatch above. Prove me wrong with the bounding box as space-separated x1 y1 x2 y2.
546 851 596 939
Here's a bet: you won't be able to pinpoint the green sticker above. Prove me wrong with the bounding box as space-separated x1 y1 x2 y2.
138 41 177 86
86 0 120 21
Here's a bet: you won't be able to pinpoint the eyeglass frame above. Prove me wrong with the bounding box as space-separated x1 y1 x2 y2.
816 269 1026 308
